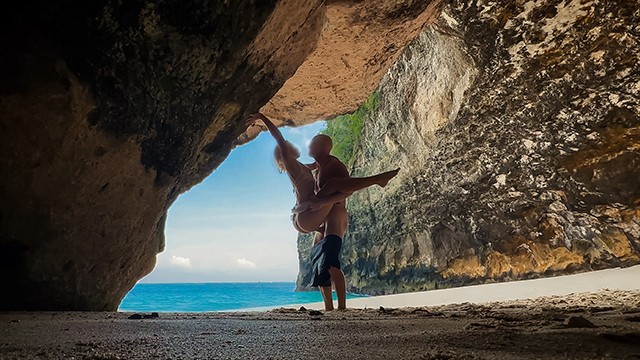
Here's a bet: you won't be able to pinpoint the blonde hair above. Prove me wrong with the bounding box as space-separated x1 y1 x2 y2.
274 144 286 172
274 141 299 172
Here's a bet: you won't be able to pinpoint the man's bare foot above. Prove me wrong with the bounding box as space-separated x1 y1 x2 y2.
375 168 400 187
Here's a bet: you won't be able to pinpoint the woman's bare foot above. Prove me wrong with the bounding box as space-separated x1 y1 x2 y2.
375 168 400 187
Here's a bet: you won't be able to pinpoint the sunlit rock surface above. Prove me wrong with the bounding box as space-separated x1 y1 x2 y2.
298 0 640 294
241 0 444 141
0 0 439 310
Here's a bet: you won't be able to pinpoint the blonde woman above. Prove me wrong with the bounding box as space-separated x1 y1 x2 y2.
246 113 398 234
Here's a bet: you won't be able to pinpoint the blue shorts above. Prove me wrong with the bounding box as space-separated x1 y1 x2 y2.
311 235 342 287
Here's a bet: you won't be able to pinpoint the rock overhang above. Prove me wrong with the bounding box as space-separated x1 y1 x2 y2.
0 0 443 310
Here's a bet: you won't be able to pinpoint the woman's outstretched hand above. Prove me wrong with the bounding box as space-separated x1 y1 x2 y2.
246 113 268 127
246 112 287 149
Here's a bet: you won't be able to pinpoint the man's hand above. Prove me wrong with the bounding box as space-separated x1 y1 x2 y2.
292 202 309 214
307 198 324 211
293 198 324 213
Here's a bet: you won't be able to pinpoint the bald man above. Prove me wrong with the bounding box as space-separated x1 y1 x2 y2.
307 134 350 311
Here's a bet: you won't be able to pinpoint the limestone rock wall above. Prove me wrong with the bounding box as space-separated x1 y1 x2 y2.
0 0 325 310
297 0 640 294
0 0 439 310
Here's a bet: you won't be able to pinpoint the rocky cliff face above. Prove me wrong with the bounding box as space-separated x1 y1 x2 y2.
0 0 439 310
298 0 640 294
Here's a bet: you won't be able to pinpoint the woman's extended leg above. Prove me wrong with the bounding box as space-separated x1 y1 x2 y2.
315 168 399 198
295 169 399 232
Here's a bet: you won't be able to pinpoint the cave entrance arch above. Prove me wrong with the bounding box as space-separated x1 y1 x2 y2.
119 123 327 311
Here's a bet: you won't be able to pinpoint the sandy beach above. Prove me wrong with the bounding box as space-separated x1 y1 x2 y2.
281 265 640 311
2 267 640 359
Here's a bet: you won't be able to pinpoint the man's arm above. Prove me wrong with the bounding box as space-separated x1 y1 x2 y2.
314 157 351 202
323 157 350 179
310 191 352 210
294 190 353 213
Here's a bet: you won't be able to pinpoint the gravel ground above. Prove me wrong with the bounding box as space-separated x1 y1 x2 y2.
1 290 639 359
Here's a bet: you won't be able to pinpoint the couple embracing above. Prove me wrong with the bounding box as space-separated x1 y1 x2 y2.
247 113 398 311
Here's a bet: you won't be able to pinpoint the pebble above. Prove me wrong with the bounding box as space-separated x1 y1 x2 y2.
126 312 158 320
143 312 159 319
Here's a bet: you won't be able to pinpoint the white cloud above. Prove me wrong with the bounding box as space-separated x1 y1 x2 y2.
169 255 192 269
236 258 257 269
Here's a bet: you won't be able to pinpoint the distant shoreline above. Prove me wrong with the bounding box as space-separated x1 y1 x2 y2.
118 282 366 312
119 266 639 313
234 265 640 312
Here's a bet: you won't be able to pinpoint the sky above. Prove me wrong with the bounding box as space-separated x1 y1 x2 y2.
140 122 326 283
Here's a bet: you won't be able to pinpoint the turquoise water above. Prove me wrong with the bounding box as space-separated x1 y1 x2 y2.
119 282 366 312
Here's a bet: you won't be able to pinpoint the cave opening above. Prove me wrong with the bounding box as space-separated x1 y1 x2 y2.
2 0 640 356
118 121 363 312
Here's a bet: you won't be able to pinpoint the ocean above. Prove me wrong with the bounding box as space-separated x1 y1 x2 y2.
119 282 366 312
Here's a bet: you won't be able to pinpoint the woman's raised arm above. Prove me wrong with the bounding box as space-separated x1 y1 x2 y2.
246 113 288 156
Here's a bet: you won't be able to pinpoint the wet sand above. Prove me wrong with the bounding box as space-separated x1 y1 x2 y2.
2 289 640 359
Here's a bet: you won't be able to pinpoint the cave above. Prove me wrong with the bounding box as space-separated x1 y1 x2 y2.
1 0 638 314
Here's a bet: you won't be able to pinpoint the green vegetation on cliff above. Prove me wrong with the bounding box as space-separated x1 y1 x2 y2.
321 93 379 167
